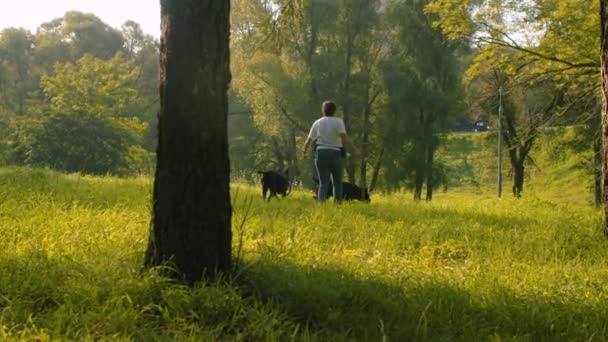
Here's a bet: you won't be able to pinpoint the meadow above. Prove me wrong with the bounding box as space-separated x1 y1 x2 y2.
1 130 608 341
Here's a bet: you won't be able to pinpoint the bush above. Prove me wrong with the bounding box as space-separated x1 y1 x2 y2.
12 111 144 175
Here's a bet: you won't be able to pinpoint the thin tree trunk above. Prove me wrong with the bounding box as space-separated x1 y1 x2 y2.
306 3 319 117
425 141 435 201
369 148 384 193
594 134 603 207
343 31 356 184
145 0 232 284
360 89 375 196
601 0 608 234
288 128 299 182
414 169 423 201
512 160 525 198
414 141 425 201
425 113 435 201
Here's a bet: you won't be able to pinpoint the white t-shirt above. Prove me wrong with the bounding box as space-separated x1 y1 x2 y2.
307 116 346 151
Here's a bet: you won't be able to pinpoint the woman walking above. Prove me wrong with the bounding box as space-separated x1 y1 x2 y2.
303 101 362 202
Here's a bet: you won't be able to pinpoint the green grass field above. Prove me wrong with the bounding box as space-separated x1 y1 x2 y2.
1 130 607 340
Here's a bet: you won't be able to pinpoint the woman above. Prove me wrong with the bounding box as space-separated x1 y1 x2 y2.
303 101 362 202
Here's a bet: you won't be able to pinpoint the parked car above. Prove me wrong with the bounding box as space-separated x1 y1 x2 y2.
473 121 489 132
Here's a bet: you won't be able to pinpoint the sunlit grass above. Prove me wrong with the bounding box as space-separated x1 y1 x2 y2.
1 165 607 340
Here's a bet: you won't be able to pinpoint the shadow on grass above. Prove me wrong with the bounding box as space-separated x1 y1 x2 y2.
0 251 606 341
236 258 607 341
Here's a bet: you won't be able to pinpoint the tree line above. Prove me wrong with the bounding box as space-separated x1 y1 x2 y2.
151 0 607 283
229 0 600 201
0 11 159 175
0 1 601 202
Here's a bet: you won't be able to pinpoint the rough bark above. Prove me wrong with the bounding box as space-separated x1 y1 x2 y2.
145 0 232 284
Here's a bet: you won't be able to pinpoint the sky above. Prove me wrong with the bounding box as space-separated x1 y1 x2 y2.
0 0 161 38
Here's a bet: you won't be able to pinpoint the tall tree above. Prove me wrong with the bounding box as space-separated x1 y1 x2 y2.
145 0 232 283
120 21 161 151
382 0 463 200
337 0 379 183
0 28 35 115
429 0 601 200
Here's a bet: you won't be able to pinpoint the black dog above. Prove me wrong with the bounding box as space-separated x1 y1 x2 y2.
312 177 370 202
258 170 290 201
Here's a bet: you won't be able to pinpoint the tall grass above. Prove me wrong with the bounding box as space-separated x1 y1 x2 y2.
1 128 607 340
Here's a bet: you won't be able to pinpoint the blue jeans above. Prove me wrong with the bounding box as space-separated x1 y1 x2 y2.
315 149 343 202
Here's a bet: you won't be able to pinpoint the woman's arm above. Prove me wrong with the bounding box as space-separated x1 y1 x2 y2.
340 133 363 159
303 137 314 155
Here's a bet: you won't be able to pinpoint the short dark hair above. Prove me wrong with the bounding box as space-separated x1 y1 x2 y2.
322 101 337 116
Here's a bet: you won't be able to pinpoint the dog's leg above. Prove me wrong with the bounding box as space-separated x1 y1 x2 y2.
262 185 268 200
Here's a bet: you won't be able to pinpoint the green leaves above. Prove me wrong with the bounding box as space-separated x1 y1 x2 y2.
9 53 151 175
41 54 140 118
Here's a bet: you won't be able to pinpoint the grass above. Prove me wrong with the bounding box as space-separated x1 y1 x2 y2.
1 129 607 340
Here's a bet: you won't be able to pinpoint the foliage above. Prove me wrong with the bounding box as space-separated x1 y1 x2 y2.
0 12 159 176
10 54 148 175
13 111 144 175
48 11 125 61
230 0 388 186
41 54 139 116
426 0 600 197
0 113 11 164
0 28 37 116
380 0 465 197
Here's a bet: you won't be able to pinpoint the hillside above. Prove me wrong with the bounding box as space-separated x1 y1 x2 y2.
0 154 606 340
439 126 596 206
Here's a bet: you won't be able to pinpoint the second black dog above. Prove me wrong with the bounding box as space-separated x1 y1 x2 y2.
312 177 370 202
258 170 290 201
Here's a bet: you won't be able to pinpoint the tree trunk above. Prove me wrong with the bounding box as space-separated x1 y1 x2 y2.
425 113 435 201
342 24 357 184
288 128 299 182
425 141 435 201
305 2 320 119
145 0 232 284
414 169 423 201
414 143 424 202
512 159 525 198
360 90 374 196
601 0 608 234
594 134 603 207
369 148 384 193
